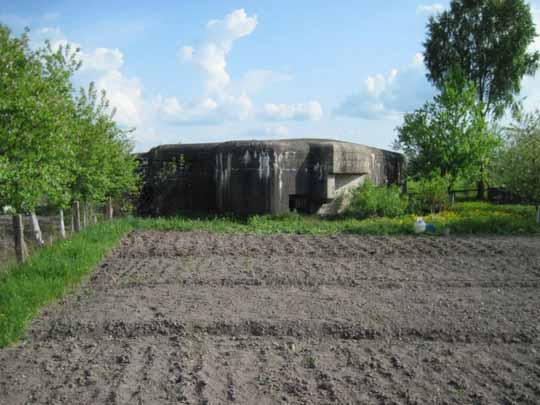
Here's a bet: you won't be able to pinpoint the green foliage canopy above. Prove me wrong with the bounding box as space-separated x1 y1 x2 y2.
494 112 540 220
71 83 138 204
0 25 139 213
0 26 79 211
395 78 500 187
424 0 540 117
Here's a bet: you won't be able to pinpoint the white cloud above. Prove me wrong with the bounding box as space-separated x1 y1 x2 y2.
81 48 124 72
32 26 146 128
336 53 435 120
416 4 445 16
261 101 323 121
183 9 257 94
95 70 144 126
160 94 253 125
164 9 321 125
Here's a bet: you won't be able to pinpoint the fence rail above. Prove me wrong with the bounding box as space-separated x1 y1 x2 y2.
0 199 115 270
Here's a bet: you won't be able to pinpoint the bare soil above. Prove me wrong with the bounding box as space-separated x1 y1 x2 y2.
1 231 540 404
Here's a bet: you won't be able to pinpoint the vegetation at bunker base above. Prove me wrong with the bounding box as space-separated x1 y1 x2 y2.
133 202 540 236
0 220 131 347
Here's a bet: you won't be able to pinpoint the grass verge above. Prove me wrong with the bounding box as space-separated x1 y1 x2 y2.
132 202 540 236
0 220 132 347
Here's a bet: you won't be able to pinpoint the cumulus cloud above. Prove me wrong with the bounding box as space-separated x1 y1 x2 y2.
336 53 435 120
160 94 253 125
163 8 322 125
95 70 144 125
182 9 257 94
261 101 323 122
80 47 124 72
416 4 445 16
32 26 145 127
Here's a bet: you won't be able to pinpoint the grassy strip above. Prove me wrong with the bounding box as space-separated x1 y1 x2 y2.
0 220 132 347
132 202 540 236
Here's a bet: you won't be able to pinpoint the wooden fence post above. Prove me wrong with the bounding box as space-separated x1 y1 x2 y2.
106 197 114 220
73 201 81 233
82 202 88 228
90 204 97 224
59 209 66 239
12 214 28 264
30 211 45 247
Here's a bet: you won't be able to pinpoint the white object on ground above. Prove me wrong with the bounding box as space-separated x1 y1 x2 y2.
414 217 427 234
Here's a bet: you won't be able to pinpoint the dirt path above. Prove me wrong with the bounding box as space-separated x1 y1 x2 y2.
1 231 540 404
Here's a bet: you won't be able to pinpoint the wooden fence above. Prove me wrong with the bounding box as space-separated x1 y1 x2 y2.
1 199 115 269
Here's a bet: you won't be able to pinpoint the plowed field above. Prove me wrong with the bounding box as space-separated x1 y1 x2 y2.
1 231 540 404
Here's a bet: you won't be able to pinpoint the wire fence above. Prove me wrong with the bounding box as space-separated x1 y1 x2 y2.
0 203 110 273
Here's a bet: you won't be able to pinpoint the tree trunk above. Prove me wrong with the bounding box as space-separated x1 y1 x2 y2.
12 214 28 264
106 197 114 220
59 209 66 239
30 212 45 247
536 205 540 224
477 164 486 200
73 201 81 233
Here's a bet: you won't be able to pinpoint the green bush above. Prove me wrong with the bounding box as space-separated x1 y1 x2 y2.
408 176 450 214
346 181 408 219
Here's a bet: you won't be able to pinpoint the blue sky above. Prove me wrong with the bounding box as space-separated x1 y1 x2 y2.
2 1 540 152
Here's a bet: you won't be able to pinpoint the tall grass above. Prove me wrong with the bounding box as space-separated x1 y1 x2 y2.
131 202 540 236
0 220 131 347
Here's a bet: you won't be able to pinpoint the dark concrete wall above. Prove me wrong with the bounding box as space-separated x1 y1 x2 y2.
137 139 405 216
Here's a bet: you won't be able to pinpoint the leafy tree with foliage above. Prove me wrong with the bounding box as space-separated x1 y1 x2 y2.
395 76 500 189
424 0 540 118
70 82 138 207
494 112 540 223
0 25 79 213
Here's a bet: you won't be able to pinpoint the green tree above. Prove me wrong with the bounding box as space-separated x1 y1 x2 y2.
494 112 540 223
0 25 79 213
395 78 500 189
424 0 539 118
71 82 138 208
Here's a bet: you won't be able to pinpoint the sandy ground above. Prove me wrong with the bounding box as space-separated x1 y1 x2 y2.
1 231 540 404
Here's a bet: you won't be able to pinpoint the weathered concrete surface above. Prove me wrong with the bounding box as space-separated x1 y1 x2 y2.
138 139 404 216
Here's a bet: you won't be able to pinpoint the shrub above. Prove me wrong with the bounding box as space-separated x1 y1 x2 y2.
346 181 407 219
408 176 450 214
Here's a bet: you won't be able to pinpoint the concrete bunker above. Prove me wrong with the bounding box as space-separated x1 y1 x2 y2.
137 139 405 216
